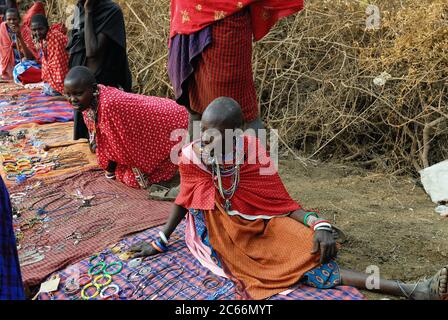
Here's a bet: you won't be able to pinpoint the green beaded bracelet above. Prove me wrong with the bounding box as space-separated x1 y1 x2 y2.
89 254 103 266
303 212 319 227
103 261 123 276
88 262 106 276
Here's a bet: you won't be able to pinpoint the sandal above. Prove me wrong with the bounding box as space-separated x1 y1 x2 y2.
148 184 180 202
397 265 448 300
429 265 448 300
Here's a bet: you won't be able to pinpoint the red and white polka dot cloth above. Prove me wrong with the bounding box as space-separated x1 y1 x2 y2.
40 27 69 94
84 85 189 188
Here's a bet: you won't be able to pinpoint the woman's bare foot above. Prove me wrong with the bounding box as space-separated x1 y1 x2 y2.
400 266 448 300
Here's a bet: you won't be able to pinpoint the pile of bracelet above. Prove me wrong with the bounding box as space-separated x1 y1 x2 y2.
79 255 124 300
303 211 333 232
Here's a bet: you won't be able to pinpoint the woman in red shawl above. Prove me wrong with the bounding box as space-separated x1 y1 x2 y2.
129 97 448 300
64 66 189 189
0 7 37 80
168 0 305 136
30 14 69 96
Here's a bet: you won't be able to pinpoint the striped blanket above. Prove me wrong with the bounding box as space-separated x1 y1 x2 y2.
38 221 365 300
0 84 73 131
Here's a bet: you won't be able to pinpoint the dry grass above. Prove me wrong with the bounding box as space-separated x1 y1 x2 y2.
47 0 448 175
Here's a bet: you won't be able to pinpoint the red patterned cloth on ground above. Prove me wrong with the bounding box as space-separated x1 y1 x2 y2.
170 0 304 41
40 26 69 94
83 85 189 188
188 10 259 122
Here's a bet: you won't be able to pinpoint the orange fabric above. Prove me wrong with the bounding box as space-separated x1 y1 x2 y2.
204 201 320 300
40 27 69 94
0 22 15 80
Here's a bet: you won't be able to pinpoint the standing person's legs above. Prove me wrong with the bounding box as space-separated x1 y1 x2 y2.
188 9 264 132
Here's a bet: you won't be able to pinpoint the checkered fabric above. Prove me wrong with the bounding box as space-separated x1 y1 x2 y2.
188 9 259 122
38 220 365 301
10 169 172 288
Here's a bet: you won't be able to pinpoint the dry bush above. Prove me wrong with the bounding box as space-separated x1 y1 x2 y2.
48 0 448 175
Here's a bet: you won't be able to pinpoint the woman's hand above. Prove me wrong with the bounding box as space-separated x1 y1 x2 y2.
128 241 159 258
312 229 338 264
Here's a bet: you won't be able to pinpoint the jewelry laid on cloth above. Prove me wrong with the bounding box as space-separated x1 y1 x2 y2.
170 285 202 301
138 266 152 276
93 274 112 287
81 283 102 300
65 218 115 245
19 252 45 267
128 258 143 269
63 278 80 296
100 284 120 299
205 281 234 300
202 277 221 290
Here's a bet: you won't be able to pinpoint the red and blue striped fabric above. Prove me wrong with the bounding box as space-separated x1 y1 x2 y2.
0 89 73 131
39 221 365 301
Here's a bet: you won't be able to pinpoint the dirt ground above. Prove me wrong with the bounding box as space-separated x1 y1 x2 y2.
278 158 448 300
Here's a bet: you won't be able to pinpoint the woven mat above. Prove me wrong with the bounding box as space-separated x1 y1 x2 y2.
38 221 365 300
0 82 73 131
10 169 171 287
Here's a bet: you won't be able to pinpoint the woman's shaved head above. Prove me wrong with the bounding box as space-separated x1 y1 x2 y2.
202 97 243 131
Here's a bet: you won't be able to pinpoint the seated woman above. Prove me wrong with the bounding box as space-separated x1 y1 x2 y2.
129 97 448 300
64 66 189 189
0 7 40 82
30 14 68 96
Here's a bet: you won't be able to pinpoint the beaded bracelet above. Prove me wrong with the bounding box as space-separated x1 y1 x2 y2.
4 167 18 173
78 274 92 287
6 173 18 181
93 274 112 287
312 220 333 232
17 159 31 165
159 231 169 245
88 262 106 276
151 240 167 253
303 212 319 227
103 261 123 276
81 283 101 300
89 254 105 266
100 284 120 299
